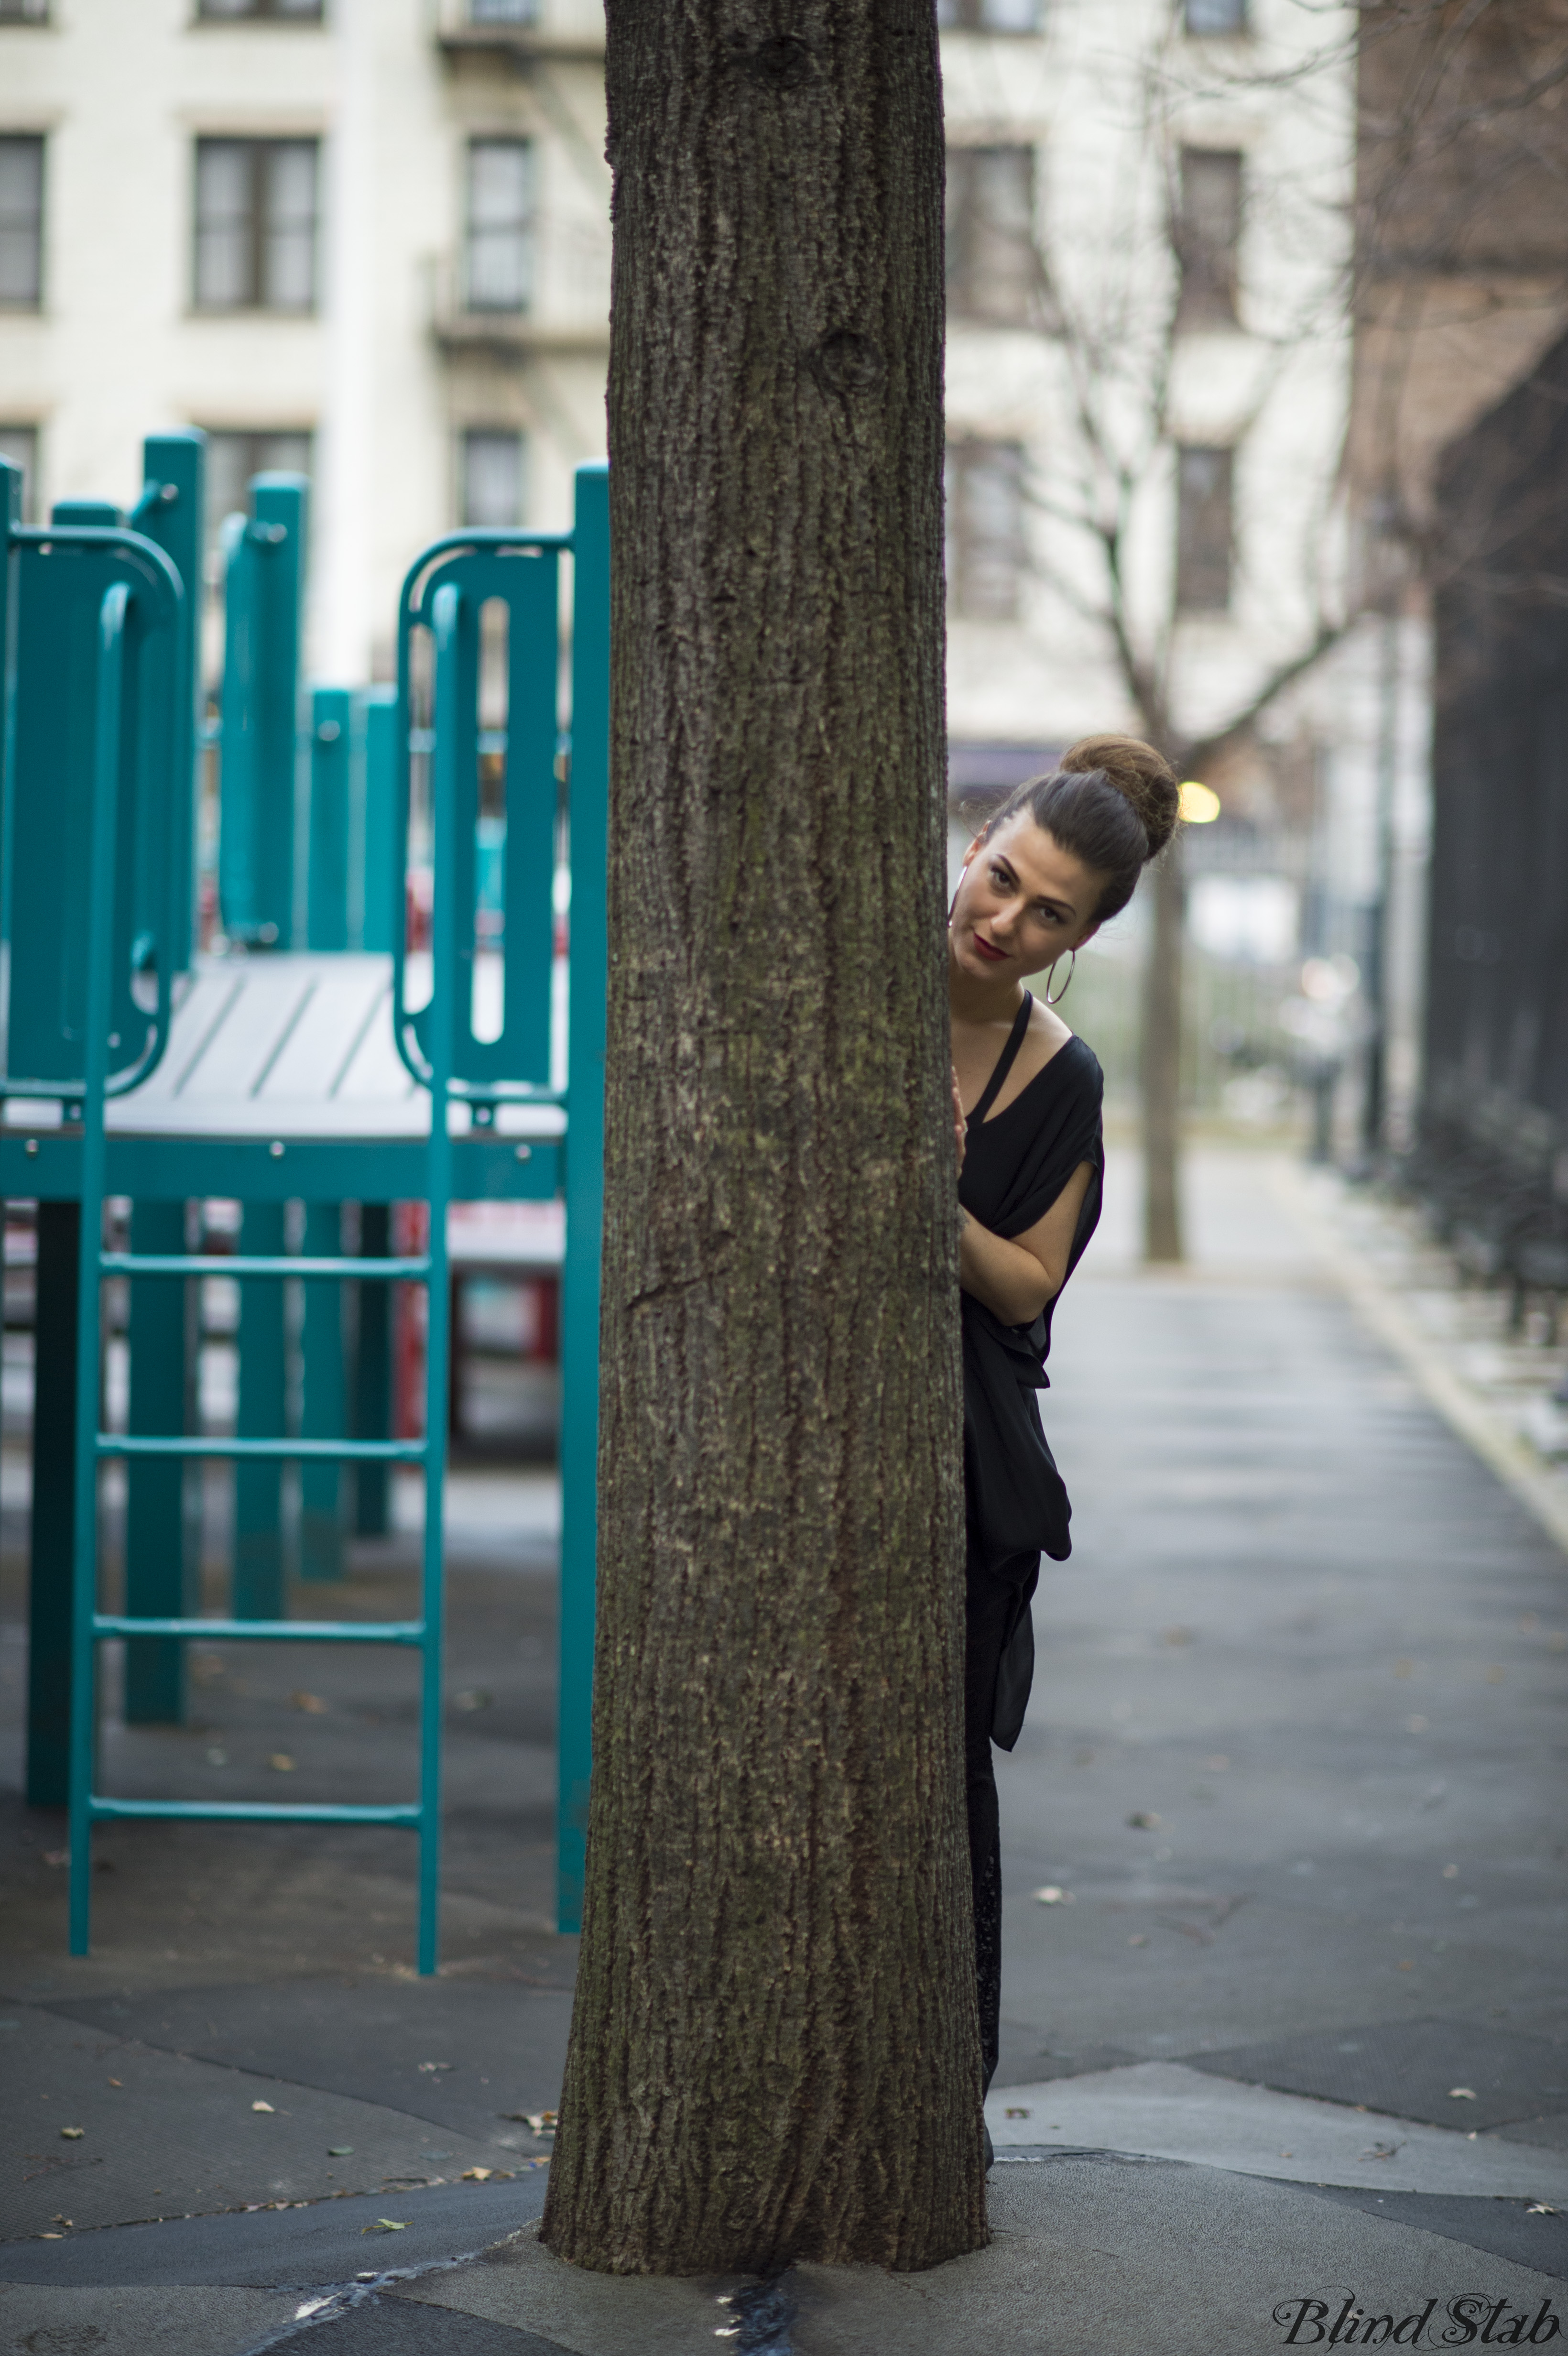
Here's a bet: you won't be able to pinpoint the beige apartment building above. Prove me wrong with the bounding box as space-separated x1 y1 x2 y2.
0 0 610 682
2 0 1371 1003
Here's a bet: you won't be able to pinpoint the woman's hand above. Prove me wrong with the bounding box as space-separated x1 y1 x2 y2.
952 1067 967 1174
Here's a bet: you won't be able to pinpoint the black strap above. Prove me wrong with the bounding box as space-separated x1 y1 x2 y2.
970 993 1034 1125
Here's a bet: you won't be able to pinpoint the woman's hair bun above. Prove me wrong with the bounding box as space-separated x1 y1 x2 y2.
1059 733 1180 862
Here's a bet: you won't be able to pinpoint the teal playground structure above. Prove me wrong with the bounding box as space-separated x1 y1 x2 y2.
0 438 608 1971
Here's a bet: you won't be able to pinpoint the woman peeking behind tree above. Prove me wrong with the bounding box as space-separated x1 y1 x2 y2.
948 733 1181 2128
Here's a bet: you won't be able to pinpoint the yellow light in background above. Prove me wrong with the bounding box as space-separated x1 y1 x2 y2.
1179 781 1221 824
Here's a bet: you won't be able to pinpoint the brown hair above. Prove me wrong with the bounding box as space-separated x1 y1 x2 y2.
981 732 1180 920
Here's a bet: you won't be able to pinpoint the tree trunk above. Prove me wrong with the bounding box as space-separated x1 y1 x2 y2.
1142 836 1185 1262
540 0 986 2282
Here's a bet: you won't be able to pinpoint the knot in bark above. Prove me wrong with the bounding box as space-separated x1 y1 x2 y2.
807 329 886 398
731 33 817 89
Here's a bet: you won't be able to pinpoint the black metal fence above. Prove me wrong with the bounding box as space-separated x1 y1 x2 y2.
1416 326 1568 1290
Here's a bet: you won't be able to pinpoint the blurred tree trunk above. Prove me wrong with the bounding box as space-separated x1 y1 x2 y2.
1142 834 1186 1263
540 0 987 2280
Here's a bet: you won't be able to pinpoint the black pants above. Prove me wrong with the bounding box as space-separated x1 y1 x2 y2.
965 1540 1037 2094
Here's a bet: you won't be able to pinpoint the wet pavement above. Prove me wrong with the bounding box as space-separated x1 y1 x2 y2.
1 1146 1565 2352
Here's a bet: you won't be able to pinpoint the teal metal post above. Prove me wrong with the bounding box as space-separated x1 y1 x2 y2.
299 1201 345 1583
419 583 461 1977
68 580 131 1949
307 686 351 951
219 476 305 1594
26 1202 79 1807
218 473 306 949
120 437 205 1717
233 1203 287 1618
354 686 398 953
124 1200 191 1721
134 431 205 976
303 688 351 1580
556 462 610 1932
353 1202 392 1535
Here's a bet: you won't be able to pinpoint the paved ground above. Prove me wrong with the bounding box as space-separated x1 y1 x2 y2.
1 1146 1565 2352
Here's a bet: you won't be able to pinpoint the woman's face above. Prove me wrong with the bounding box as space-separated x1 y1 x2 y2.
950 815 1105 988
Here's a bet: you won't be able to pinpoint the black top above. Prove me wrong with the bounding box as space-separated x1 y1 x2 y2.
958 995 1104 1564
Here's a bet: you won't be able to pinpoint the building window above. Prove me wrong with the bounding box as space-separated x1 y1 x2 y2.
196 0 325 17
947 147 1038 326
462 429 525 527
465 140 534 313
1175 147 1241 327
194 139 318 312
0 1 50 22
1175 445 1233 612
1184 0 1247 32
937 0 1042 28
0 424 38 520
470 0 536 21
0 136 44 307
202 428 312 558
947 440 1026 622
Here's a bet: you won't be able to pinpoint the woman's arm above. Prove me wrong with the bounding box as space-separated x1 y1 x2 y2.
959 1161 1096 1325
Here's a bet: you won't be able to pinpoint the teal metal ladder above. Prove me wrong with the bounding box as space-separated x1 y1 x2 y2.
47 463 610 1970
63 578 457 1974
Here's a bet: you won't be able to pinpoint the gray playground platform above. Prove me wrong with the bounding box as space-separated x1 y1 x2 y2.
3 1148 1566 2353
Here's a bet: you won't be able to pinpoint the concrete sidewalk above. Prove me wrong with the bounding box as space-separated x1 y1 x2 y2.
2 1146 1565 2352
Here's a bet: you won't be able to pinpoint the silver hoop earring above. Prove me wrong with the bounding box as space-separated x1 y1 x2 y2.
1042 949 1076 1007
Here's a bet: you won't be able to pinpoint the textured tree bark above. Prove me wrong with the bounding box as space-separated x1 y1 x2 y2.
1142 839 1186 1263
540 0 985 2280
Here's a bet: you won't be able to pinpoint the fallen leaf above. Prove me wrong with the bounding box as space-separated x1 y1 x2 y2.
269 1754 296 1773
462 2167 494 2182
1126 1812 1161 1830
328 2146 354 2157
292 1691 328 1714
1360 2143 1402 2161
251 2101 275 2114
417 2061 455 2074
107 2079 121 2088
1004 2107 1030 2119
39 2233 64 2239
1527 2203 1558 2216
58 2128 84 2141
1032 1886 1074 1906
524 2112 558 2133
51 2217 71 2228
364 2219 407 2233
1448 2087 1477 2100
1280 2151 1293 2159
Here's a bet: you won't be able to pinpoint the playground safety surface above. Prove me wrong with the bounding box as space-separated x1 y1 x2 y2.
3 1149 1567 2351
